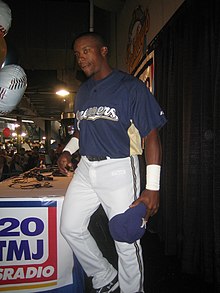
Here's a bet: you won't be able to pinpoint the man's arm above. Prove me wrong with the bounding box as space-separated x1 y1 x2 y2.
57 130 80 175
130 128 162 221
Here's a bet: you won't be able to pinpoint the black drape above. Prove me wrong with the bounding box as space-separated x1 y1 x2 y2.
152 0 220 288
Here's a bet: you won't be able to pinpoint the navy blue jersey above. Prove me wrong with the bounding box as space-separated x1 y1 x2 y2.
74 70 167 158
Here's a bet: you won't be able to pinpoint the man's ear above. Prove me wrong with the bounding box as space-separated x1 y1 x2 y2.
101 46 108 57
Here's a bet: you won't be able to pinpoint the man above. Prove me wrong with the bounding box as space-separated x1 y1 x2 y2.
58 32 167 293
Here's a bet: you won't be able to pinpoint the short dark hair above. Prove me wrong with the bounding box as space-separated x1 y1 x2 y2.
73 31 108 48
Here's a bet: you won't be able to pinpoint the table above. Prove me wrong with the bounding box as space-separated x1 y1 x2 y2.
0 171 85 293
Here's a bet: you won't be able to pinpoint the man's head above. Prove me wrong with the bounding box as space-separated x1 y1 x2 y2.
73 32 111 80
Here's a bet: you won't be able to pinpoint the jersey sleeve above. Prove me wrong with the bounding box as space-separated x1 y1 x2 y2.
130 79 167 138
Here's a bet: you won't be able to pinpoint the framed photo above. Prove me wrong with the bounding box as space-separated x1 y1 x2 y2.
134 51 154 94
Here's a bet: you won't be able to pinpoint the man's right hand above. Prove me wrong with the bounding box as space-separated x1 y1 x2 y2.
57 151 73 176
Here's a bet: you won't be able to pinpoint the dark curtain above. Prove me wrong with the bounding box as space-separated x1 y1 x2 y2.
153 0 220 288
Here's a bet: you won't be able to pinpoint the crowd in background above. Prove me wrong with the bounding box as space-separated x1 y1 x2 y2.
0 143 80 182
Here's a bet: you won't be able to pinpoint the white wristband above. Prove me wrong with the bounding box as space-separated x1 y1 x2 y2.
63 137 79 155
145 164 161 191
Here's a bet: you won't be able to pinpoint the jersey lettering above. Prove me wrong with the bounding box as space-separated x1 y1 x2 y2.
76 106 119 122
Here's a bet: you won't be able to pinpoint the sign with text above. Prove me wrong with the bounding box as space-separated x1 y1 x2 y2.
0 199 73 292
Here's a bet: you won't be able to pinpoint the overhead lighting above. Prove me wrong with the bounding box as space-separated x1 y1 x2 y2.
56 89 70 97
0 117 34 123
11 132 27 137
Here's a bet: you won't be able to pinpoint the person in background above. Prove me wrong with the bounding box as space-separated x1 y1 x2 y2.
50 148 59 165
57 32 167 293
0 148 12 166
56 143 65 157
26 146 40 170
0 154 10 181
19 147 29 171
9 153 24 176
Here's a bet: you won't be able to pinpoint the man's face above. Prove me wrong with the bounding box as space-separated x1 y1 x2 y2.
73 36 106 79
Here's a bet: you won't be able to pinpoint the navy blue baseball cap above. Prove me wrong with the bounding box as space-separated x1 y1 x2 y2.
108 203 148 244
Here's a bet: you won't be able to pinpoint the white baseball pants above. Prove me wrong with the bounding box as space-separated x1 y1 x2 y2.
60 155 144 293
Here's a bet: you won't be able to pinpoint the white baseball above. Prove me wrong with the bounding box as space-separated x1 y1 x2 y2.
0 0 12 36
0 64 27 114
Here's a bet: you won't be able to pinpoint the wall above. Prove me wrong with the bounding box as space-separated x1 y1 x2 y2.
114 0 185 71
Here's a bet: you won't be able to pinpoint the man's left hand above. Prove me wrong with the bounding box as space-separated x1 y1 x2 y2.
130 189 160 222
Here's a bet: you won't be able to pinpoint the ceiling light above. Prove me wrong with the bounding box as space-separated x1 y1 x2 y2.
56 89 70 97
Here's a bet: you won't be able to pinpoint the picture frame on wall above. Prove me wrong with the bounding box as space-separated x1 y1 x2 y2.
134 50 154 94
